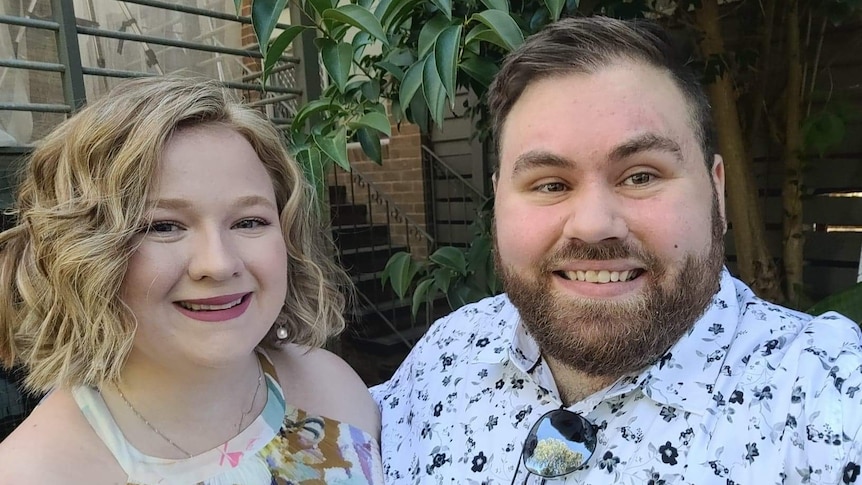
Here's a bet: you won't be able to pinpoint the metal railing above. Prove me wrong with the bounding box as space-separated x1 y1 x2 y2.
328 160 437 350
0 0 301 148
422 145 491 248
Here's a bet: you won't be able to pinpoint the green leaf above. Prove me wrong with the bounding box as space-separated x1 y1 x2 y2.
350 111 392 136
464 24 510 51
291 98 335 132
262 25 306 86
542 0 564 21
308 0 334 15
320 40 353 93
807 282 862 324
375 60 405 81
412 278 436 317
432 267 453 293
360 79 381 100
323 5 390 47
399 59 424 111
428 0 452 20
327 22 350 42
470 10 524 52
373 0 394 21
379 0 419 30
434 24 462 107
429 246 467 274
384 47 415 67
408 92 430 132
313 127 350 171
422 55 446 128
480 0 509 10
459 53 499 88
382 252 421 299
233 0 242 14
356 127 383 164
446 282 484 310
352 31 373 60
252 0 289 60
418 14 451 59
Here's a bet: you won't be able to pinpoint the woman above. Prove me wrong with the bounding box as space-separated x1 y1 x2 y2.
0 76 382 484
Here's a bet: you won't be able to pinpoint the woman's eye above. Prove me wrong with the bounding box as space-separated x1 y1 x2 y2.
146 221 181 233
536 182 567 193
234 218 269 229
624 173 654 186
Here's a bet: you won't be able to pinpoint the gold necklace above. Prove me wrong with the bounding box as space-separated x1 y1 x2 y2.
238 358 264 432
115 384 193 458
114 358 264 459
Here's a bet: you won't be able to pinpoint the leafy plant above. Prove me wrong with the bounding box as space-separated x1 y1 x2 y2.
244 0 537 203
381 198 499 315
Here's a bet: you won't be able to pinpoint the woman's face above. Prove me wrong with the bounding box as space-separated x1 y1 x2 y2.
120 125 288 369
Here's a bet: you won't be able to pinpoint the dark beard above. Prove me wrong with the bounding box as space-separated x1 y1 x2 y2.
496 199 725 378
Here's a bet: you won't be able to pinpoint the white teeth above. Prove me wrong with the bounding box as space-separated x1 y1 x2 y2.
179 298 243 311
562 270 638 283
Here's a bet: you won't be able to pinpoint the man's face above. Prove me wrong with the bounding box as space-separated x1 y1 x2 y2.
493 61 726 377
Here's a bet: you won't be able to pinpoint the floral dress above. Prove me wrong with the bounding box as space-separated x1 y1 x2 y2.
72 352 383 485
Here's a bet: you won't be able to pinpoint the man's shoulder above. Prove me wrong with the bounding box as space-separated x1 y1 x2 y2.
371 294 515 398
411 293 516 354
738 301 862 432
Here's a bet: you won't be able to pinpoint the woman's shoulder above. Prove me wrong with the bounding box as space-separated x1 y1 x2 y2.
266 344 380 440
0 388 125 483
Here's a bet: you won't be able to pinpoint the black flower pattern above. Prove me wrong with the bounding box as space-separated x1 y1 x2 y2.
658 441 679 466
597 451 620 473
844 462 860 484
471 452 487 472
371 276 862 484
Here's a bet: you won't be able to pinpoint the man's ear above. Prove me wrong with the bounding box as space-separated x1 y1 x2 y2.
711 154 727 233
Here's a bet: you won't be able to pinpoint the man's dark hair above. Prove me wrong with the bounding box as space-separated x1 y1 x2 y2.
488 16 716 168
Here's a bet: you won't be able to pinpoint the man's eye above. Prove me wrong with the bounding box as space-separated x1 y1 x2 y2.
234 218 269 229
623 173 654 186
536 182 567 193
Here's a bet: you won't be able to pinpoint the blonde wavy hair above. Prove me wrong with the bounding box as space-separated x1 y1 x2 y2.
0 76 349 393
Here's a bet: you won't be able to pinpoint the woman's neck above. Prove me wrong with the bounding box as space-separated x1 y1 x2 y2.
100 351 266 458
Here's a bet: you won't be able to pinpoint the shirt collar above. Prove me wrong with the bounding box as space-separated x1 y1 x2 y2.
475 269 743 415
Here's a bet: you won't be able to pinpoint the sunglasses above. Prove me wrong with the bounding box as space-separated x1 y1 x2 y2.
510 408 598 484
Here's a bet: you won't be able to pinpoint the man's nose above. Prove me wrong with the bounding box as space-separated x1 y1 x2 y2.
561 183 628 244
187 230 242 281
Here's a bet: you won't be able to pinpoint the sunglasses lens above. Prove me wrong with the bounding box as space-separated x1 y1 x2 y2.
522 410 597 478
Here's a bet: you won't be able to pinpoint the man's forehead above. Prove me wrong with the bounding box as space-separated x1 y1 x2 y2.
497 64 697 168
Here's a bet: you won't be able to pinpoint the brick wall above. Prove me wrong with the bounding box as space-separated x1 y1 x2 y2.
335 121 430 258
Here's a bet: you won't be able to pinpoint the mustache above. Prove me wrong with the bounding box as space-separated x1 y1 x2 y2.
540 239 658 270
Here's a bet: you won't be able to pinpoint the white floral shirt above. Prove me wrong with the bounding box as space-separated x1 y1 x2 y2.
371 270 862 484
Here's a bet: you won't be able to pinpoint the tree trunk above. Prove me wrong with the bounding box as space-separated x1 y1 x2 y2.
782 0 805 307
695 0 785 303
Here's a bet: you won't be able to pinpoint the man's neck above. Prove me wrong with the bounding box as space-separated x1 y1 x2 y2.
544 354 618 406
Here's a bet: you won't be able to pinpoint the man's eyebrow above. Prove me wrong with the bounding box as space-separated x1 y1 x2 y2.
511 151 575 176
608 133 682 163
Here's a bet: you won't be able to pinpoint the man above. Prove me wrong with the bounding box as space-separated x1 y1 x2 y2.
371 16 862 484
